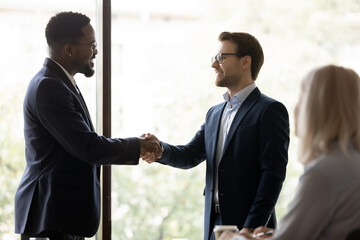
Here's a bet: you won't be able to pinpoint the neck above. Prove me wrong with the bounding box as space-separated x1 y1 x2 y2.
228 79 254 98
50 55 75 77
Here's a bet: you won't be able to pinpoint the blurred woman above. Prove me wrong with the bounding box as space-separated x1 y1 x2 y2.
220 65 360 240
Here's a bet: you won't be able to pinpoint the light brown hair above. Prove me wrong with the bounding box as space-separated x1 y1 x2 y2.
298 65 360 164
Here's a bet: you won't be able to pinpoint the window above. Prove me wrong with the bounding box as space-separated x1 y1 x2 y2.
1 0 360 239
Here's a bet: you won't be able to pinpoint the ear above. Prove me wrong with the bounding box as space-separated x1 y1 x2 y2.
64 43 75 57
241 55 252 70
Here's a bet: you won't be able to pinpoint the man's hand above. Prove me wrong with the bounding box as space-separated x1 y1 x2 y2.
138 133 162 163
219 231 251 240
252 227 274 239
239 228 253 235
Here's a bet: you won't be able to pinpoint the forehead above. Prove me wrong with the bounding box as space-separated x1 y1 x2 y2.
218 40 237 53
80 24 96 42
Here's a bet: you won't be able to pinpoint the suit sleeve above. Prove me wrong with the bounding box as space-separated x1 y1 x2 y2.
156 123 207 169
244 101 290 228
36 78 140 165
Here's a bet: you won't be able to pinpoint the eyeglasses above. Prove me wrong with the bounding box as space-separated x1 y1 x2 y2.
72 41 97 50
212 53 242 64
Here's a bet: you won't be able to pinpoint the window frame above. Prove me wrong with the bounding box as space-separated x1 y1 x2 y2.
95 0 112 239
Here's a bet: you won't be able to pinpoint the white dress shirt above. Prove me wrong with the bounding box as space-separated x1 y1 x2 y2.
213 83 257 204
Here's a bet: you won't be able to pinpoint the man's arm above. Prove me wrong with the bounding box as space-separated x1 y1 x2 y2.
243 101 290 228
36 78 159 165
141 123 207 169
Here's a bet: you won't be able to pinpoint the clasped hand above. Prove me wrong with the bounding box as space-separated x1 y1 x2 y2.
219 227 274 240
138 133 162 163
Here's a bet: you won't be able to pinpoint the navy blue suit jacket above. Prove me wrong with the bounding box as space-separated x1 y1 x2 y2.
15 58 140 237
158 88 289 240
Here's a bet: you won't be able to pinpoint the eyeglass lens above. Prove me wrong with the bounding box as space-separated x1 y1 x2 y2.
212 53 222 64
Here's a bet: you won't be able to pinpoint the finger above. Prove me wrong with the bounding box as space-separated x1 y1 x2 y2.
253 226 271 235
144 133 159 142
142 155 154 162
144 133 153 139
145 155 156 163
142 152 155 162
144 158 155 163
146 159 156 164
140 152 151 159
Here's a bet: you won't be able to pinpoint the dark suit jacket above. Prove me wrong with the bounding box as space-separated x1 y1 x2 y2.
157 87 289 240
15 58 140 237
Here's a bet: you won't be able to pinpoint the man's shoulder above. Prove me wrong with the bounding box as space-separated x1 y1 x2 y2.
258 93 280 104
257 93 287 110
29 58 61 82
29 67 63 91
212 101 226 109
207 102 225 115
200 103 224 123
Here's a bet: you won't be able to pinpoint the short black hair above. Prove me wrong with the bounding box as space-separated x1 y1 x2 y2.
219 32 264 80
45 11 90 49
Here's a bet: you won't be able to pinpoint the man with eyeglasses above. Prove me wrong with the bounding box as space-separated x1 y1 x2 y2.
142 32 289 240
15 11 162 240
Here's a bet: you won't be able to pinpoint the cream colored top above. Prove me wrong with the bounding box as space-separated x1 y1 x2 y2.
231 144 360 240
271 144 360 240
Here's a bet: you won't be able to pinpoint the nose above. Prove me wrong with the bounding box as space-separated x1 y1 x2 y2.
211 60 219 68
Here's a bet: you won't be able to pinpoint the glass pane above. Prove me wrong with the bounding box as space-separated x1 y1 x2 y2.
0 1 96 239
111 0 360 239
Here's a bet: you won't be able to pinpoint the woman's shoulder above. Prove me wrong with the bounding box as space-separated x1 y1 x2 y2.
305 146 360 186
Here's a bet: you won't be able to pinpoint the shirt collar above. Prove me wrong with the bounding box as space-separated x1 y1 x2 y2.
223 82 257 107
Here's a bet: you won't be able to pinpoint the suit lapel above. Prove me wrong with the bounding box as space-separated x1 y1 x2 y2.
44 58 95 131
208 103 226 163
77 89 95 131
222 88 261 156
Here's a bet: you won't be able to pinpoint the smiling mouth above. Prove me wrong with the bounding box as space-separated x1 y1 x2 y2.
90 59 95 67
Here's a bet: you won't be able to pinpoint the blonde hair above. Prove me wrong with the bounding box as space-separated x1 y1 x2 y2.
298 65 360 164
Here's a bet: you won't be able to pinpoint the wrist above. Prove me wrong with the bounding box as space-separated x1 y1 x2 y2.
240 227 254 233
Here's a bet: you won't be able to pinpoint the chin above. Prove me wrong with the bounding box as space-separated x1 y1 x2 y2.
84 69 95 77
215 78 226 87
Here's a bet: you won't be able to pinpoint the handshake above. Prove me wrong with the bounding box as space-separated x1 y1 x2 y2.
138 133 163 163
